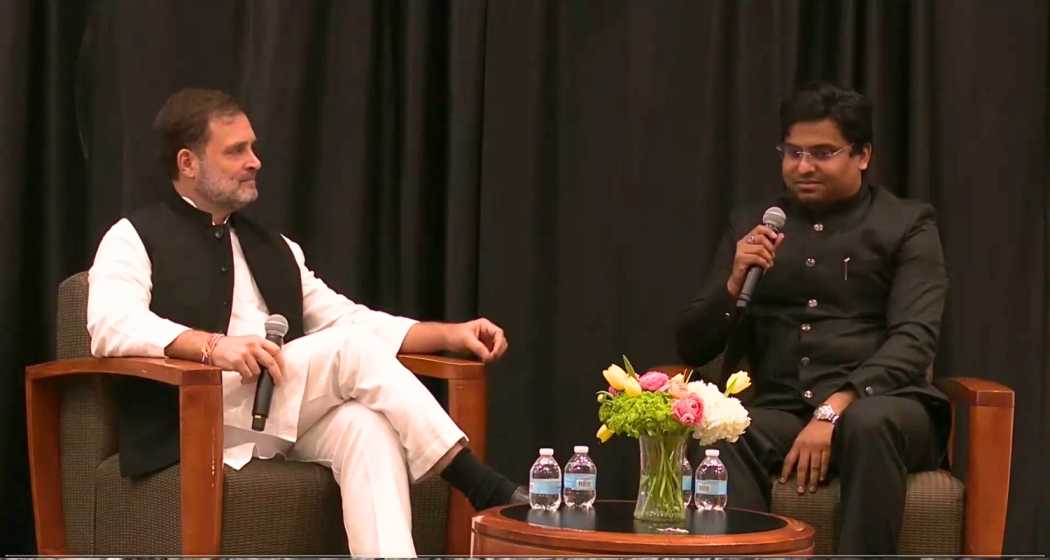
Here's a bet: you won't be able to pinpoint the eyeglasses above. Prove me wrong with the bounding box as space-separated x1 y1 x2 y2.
776 143 852 163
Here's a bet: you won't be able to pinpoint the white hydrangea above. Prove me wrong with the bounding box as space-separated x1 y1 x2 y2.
686 380 751 446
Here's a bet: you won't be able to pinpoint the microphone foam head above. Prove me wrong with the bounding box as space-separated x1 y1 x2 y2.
763 206 787 231
264 314 290 337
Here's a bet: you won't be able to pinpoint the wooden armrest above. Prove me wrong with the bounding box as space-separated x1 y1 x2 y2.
934 376 1013 555
26 357 221 386
648 363 691 377
397 353 484 380
935 376 1014 408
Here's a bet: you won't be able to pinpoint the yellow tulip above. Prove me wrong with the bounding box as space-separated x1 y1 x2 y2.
623 376 643 396
596 424 614 443
669 373 685 384
603 364 629 390
725 370 752 396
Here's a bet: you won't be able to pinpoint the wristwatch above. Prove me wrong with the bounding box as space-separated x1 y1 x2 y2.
813 403 840 425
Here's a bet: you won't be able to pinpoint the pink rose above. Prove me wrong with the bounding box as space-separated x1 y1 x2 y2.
608 385 620 396
638 371 670 392
671 394 704 426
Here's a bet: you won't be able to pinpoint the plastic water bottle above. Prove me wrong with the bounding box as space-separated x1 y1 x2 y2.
695 449 728 510
529 448 562 510
681 454 693 508
563 445 597 508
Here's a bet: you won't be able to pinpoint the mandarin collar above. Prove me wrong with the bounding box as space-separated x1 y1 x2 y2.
780 183 873 233
163 187 233 228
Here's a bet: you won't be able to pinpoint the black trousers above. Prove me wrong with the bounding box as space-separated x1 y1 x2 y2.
709 395 945 554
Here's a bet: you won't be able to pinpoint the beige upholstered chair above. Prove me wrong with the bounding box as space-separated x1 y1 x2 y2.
26 272 487 555
655 358 1013 555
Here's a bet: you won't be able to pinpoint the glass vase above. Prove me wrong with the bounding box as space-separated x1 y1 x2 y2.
634 432 689 522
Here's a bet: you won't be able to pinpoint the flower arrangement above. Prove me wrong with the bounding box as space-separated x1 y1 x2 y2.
595 356 752 522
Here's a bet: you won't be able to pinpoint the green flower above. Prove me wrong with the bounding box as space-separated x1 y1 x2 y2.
598 391 690 440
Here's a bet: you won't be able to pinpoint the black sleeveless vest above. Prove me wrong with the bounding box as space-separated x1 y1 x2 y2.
116 189 304 477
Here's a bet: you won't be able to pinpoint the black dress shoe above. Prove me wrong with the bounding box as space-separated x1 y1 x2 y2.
510 485 529 504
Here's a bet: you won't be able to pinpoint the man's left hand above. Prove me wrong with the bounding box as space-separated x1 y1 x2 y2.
780 419 834 494
445 318 509 363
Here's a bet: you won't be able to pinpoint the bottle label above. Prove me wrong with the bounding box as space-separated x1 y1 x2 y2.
696 480 727 495
682 475 693 492
564 473 596 491
529 478 561 496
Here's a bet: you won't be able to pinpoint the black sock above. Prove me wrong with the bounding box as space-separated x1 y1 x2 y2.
440 448 518 510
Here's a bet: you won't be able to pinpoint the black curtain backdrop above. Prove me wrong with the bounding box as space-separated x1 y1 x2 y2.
2 0 1047 553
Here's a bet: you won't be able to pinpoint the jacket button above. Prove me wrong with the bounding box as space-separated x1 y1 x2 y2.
220 265 229 273
864 386 874 395
800 323 811 332
807 298 818 308
813 223 824 232
803 390 813 399
800 356 810 366
805 257 816 267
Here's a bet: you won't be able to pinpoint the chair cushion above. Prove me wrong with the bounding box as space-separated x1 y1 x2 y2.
94 454 449 554
56 271 92 360
771 469 963 554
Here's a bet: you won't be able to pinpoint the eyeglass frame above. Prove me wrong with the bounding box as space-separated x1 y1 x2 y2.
775 143 855 163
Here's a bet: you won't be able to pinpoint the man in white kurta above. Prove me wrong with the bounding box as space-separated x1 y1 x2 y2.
86 88 514 557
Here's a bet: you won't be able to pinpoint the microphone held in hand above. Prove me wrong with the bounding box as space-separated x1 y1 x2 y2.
736 206 787 309
251 314 290 431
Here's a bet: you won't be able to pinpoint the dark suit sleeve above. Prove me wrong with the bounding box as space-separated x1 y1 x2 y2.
846 206 947 397
675 224 741 367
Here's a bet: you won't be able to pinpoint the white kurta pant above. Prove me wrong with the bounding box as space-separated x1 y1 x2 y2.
224 325 466 557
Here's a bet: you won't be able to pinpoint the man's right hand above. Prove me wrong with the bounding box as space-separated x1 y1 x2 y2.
726 225 785 299
211 335 284 385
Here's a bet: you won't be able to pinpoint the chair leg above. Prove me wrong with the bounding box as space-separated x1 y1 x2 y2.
444 377 487 554
26 376 68 554
178 384 225 554
962 404 1012 554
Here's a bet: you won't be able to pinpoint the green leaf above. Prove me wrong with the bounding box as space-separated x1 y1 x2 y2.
623 354 637 377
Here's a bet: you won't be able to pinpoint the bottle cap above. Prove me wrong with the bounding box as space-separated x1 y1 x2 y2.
539 448 554 456
573 445 589 454
705 449 720 457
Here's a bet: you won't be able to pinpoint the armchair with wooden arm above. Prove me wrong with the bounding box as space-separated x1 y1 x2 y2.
26 272 486 555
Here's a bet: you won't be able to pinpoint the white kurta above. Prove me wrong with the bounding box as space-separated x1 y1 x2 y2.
86 209 464 556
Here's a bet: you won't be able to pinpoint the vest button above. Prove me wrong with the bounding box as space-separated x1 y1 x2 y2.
220 265 228 273
213 229 223 239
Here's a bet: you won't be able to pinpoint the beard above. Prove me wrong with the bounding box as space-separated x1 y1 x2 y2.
198 160 258 213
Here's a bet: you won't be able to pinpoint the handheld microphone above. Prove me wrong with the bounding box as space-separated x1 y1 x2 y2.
251 314 289 431
736 206 787 309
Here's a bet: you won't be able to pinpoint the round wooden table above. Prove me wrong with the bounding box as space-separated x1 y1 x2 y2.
471 500 814 556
